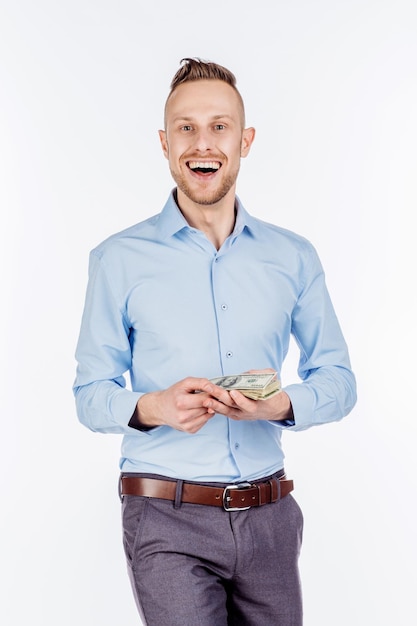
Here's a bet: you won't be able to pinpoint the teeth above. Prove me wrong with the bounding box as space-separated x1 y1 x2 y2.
188 161 220 170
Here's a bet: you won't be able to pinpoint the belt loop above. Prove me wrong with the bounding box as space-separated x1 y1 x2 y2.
266 480 272 502
174 480 184 509
256 483 263 505
269 479 278 502
257 482 269 506
118 475 124 502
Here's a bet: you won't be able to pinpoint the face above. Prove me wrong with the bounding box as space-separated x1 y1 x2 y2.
159 80 255 207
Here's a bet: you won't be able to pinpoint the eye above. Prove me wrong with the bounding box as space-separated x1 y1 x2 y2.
214 124 226 131
181 125 193 132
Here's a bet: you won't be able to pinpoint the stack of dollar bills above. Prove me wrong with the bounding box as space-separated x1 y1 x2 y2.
210 373 281 401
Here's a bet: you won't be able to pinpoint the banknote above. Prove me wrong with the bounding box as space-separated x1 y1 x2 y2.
210 373 281 400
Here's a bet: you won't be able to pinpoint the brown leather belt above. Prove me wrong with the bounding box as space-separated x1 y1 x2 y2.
120 475 293 511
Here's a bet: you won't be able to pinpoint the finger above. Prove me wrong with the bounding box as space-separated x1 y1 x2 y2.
179 410 214 433
177 405 214 423
200 382 236 406
202 397 240 417
229 389 258 411
181 377 212 393
243 368 277 377
183 391 218 411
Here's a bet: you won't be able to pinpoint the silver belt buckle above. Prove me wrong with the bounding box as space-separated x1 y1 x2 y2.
222 482 252 511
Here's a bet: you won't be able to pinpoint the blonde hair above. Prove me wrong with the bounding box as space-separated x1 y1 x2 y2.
165 58 245 126
170 57 239 90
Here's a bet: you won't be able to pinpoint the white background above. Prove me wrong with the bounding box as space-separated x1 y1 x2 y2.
1 1 416 624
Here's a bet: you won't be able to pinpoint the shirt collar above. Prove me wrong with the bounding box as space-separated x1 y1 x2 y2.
155 189 257 241
155 190 190 240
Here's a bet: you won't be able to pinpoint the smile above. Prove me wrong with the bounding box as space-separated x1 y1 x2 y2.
187 161 221 174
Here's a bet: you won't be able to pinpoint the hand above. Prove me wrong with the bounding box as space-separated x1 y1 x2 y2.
200 368 294 423
136 377 216 434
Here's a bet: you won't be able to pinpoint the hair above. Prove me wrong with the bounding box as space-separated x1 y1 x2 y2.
164 57 245 126
170 57 238 91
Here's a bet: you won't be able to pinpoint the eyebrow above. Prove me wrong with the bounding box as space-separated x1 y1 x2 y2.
171 114 234 123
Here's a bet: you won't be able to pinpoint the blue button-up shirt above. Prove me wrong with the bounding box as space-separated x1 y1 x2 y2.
74 192 356 481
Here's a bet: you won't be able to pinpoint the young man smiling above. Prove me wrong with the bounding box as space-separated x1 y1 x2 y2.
74 58 356 625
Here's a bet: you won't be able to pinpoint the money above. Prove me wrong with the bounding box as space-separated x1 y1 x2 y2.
210 373 281 400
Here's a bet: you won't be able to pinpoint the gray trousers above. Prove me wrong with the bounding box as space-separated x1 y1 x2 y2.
121 475 303 626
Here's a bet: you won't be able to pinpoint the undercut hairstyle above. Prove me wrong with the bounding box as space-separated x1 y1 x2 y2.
164 57 246 127
170 57 238 91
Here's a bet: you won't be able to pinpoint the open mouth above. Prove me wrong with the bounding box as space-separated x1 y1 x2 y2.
187 161 221 175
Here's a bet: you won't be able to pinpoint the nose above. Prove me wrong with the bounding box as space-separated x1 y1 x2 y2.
192 129 213 152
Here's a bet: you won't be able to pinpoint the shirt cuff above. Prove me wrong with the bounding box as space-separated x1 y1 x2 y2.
128 405 156 432
283 383 315 430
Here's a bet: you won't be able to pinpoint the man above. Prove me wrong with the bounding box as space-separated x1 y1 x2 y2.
74 58 356 625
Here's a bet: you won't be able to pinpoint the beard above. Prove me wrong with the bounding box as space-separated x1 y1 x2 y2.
170 164 240 206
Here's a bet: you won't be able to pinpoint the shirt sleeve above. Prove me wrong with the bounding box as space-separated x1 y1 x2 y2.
280 243 357 431
73 250 144 434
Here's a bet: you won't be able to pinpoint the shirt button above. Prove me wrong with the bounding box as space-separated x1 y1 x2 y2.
226 351 233 358
221 304 228 311
235 443 240 449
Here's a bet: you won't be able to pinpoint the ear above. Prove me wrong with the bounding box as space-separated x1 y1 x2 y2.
158 130 169 159
240 127 255 158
